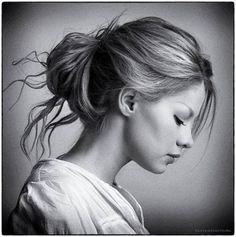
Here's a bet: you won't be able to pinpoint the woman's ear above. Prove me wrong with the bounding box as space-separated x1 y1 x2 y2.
118 88 138 117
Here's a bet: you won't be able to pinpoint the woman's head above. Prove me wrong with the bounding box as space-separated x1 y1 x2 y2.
16 16 216 159
46 16 215 134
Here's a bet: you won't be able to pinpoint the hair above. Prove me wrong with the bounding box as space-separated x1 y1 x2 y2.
7 16 216 159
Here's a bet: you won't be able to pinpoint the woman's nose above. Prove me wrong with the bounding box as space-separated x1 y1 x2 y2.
176 127 194 149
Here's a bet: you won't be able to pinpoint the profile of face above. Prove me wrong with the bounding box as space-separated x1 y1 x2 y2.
123 82 206 174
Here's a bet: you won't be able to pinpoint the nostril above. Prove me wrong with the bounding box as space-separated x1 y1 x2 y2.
186 140 194 149
184 143 191 149
176 141 193 149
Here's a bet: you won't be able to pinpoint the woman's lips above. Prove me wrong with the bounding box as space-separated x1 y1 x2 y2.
168 154 181 158
166 156 175 164
166 154 181 164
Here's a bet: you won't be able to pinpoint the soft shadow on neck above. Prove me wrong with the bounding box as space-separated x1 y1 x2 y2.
59 114 131 185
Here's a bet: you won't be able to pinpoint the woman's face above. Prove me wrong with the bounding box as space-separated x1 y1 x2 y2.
124 82 205 174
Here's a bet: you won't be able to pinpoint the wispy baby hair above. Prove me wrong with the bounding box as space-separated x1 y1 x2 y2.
9 15 216 159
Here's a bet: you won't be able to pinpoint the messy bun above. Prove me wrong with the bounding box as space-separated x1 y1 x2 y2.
8 16 216 159
46 32 100 124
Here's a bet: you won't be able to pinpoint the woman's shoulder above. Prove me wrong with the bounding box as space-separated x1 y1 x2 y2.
9 159 100 234
10 158 149 234
9 180 96 234
28 158 88 183
23 158 96 197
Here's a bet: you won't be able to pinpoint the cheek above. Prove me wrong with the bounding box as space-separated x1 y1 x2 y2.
124 119 150 159
124 107 177 160
140 106 177 149
124 115 177 174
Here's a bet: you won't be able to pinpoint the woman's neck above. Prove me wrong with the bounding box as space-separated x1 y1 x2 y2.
60 114 130 185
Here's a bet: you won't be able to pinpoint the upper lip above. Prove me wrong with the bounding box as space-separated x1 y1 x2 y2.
168 154 181 158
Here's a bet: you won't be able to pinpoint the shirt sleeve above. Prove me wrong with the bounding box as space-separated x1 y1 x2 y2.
8 181 95 234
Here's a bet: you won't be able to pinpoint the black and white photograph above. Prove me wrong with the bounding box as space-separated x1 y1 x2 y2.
2 2 234 235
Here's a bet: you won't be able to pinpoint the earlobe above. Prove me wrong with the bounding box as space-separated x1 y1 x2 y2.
118 88 137 117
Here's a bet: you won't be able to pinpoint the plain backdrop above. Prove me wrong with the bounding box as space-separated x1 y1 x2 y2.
2 2 234 234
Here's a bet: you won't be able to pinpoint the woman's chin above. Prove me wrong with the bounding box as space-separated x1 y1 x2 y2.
152 166 168 174
135 157 172 174
142 163 168 174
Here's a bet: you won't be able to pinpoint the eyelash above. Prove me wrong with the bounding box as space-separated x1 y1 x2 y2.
174 115 186 126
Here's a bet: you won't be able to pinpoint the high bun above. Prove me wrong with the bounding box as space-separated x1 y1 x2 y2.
46 32 100 124
46 17 121 128
9 15 216 159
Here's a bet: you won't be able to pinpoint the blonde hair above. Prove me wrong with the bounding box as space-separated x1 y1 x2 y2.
10 16 216 159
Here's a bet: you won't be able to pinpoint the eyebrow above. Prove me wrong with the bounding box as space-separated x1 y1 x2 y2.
177 102 194 118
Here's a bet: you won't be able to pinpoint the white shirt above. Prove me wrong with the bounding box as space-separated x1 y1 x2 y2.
9 159 149 234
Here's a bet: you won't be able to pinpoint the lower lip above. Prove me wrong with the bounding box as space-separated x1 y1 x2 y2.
166 156 175 165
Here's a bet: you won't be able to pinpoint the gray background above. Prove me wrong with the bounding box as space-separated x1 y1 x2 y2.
3 2 234 234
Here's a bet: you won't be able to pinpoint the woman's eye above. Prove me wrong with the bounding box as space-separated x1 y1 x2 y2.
174 115 186 126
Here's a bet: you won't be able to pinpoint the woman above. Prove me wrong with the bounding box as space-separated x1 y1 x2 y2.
8 16 216 234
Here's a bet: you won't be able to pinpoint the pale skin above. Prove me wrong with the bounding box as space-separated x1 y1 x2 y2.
61 82 206 185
